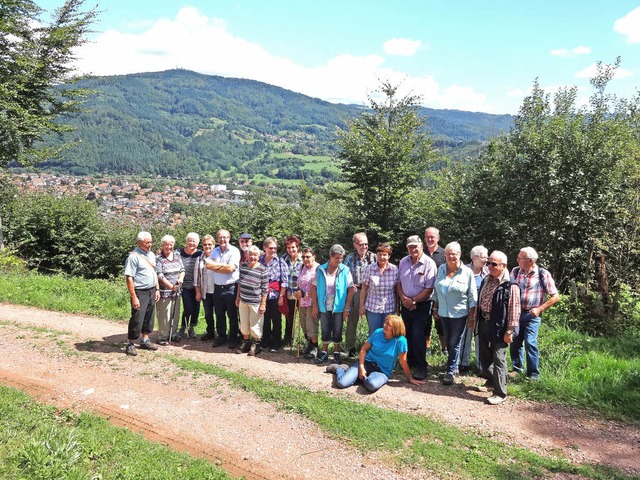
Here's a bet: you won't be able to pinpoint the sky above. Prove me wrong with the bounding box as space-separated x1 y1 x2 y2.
35 0 640 114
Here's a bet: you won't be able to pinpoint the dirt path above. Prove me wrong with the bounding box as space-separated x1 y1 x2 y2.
0 303 638 479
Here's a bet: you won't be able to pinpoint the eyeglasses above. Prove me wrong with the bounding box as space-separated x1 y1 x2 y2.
301 255 312 259
488 261 504 267
202 243 214 247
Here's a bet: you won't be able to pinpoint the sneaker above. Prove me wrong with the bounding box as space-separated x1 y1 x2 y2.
158 339 169 346
302 343 314 355
172 334 182 343
139 340 158 351
333 352 341 364
475 380 494 392
413 367 428 381
315 351 329 364
201 332 215 341
212 337 226 347
188 327 196 339
125 343 137 356
269 345 279 353
248 342 261 356
442 373 454 385
486 395 507 405
304 346 318 359
236 340 251 354
325 363 349 374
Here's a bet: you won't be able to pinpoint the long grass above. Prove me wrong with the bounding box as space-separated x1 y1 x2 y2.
0 385 234 480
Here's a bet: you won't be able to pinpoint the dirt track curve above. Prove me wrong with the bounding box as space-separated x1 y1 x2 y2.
0 303 638 479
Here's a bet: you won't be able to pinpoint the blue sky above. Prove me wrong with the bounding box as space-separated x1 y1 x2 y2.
36 0 640 113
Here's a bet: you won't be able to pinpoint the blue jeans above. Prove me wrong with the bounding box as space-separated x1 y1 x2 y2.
510 312 541 378
365 311 390 335
335 361 389 392
440 315 468 375
320 311 343 344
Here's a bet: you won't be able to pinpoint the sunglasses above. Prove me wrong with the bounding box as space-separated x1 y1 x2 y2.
487 261 504 267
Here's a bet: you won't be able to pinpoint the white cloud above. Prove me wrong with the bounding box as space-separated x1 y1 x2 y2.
382 38 421 57
614 7 640 43
550 46 591 57
71 7 497 111
575 63 632 79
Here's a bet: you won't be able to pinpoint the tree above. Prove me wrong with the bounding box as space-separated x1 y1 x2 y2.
0 0 97 167
454 58 640 292
336 82 437 240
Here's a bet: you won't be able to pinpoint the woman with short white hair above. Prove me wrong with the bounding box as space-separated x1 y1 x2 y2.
156 235 185 345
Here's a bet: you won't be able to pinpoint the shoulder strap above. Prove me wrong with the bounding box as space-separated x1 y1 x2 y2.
131 252 156 270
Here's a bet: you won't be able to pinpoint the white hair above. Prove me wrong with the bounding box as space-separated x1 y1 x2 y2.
470 245 488 259
161 234 175 245
186 232 200 244
520 247 538 261
444 241 461 254
137 231 152 241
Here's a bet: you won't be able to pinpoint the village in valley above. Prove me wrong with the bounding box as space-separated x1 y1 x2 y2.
6 172 248 225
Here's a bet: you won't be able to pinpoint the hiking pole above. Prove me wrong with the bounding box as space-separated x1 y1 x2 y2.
169 285 182 344
289 297 297 356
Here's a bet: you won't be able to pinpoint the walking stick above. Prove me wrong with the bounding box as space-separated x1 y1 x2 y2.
289 297 297 356
295 297 302 360
168 285 182 344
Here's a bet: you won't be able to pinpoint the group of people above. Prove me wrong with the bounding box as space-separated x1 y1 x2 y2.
124 227 559 405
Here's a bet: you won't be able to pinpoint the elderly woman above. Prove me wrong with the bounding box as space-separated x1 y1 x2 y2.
178 232 204 341
156 235 185 345
359 243 398 334
281 235 303 347
433 242 477 385
193 234 216 341
296 247 320 358
459 245 489 374
260 237 288 352
311 244 354 364
332 315 424 392
235 245 268 356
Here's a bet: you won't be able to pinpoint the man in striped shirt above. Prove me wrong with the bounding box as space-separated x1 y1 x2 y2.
509 247 559 380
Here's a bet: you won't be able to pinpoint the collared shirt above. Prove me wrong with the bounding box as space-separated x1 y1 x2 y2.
298 263 318 308
479 275 520 328
434 263 477 318
465 262 489 291
124 247 157 289
210 245 241 285
260 254 289 300
426 246 446 268
156 252 185 298
510 265 558 310
344 251 376 286
397 253 437 298
362 262 398 313
281 253 303 297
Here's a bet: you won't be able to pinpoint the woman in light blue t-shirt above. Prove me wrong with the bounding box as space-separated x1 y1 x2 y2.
332 315 424 392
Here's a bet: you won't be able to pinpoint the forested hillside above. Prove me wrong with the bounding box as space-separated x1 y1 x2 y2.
27 69 513 179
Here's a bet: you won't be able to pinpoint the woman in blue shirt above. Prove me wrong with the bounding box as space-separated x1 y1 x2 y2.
332 315 424 392
433 242 477 386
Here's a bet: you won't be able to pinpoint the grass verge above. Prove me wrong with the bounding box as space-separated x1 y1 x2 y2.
0 385 234 480
167 356 631 480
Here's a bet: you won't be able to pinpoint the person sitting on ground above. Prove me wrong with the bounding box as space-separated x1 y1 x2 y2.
331 315 424 393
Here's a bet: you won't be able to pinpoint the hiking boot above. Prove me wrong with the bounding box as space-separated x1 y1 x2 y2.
212 337 226 347
125 343 137 356
200 332 215 341
333 352 341 364
412 367 428 381
325 363 349 374
248 342 261 356
304 346 318 359
442 373 454 385
486 395 507 405
236 340 251 354
302 343 314 356
158 339 169 346
139 340 158 351
188 327 196 339
315 351 329 364
227 337 241 349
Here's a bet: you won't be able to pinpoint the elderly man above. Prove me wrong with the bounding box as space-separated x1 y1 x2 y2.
471 251 520 405
124 231 160 356
396 235 437 380
424 226 447 355
238 232 253 263
207 229 241 348
343 232 376 358
510 247 559 380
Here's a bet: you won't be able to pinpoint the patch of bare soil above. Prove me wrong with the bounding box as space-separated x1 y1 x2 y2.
0 303 638 479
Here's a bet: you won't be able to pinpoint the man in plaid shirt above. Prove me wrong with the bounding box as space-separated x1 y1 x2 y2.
509 247 559 380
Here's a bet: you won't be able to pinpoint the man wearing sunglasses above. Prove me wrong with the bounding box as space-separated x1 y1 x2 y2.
471 251 520 405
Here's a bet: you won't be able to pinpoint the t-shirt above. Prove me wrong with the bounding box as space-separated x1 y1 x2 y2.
365 328 408 378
